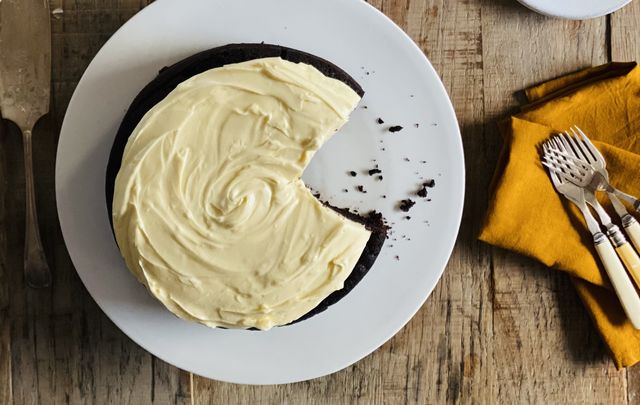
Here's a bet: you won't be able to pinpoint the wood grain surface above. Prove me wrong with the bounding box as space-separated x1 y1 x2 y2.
1 0 640 403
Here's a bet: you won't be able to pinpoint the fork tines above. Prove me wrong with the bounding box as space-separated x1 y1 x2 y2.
542 125 609 180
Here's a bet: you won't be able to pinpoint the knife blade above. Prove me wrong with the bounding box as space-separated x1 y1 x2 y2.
0 0 52 288
608 192 629 218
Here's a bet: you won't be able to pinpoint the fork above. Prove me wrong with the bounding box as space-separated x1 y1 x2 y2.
542 142 640 329
544 129 640 212
544 127 640 253
544 135 640 290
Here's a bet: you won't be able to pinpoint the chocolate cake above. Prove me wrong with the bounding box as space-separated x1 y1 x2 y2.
106 43 387 328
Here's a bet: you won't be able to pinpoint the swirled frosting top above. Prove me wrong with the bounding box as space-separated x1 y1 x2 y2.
112 57 371 330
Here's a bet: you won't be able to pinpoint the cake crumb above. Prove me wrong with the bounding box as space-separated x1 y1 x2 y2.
343 189 349 193
377 118 385 124
394 255 400 261
417 186 428 198
349 171 357 177
382 195 387 199
356 185 367 193
398 199 415 212
403 157 410 162
414 123 420 128
388 125 403 133
368 168 382 175
423 179 436 188
377 175 383 181
404 216 411 220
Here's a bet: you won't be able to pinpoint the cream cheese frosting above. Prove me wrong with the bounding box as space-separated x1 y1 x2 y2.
112 57 371 330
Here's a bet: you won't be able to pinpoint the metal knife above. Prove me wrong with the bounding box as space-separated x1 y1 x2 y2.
0 0 52 287
608 193 640 253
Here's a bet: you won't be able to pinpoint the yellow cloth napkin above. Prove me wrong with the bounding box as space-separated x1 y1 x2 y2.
480 62 640 368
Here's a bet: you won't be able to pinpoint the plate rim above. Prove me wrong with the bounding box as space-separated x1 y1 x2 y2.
516 0 631 19
55 0 465 384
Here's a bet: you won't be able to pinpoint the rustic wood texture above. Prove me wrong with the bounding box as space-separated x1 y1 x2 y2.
611 3 640 403
480 2 628 404
1 0 640 404
1 119 11 405
2 1 190 404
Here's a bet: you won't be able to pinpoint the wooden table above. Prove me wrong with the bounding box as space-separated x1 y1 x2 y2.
1 0 639 403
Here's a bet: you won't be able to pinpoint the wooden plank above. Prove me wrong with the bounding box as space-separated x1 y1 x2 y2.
151 357 192 405
406 0 493 401
0 119 12 405
610 2 640 63
482 1 627 403
610 2 640 403
3 0 190 404
0 5 12 402
193 0 494 403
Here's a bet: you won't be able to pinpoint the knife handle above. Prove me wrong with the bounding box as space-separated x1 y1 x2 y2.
22 129 51 288
607 224 640 289
616 242 640 290
623 214 640 253
594 234 640 329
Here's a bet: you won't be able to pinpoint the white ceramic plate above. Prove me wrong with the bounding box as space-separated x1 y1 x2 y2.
517 0 631 19
56 0 464 384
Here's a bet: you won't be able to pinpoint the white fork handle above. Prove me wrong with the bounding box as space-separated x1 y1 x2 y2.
616 242 640 290
594 236 640 329
623 215 640 253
